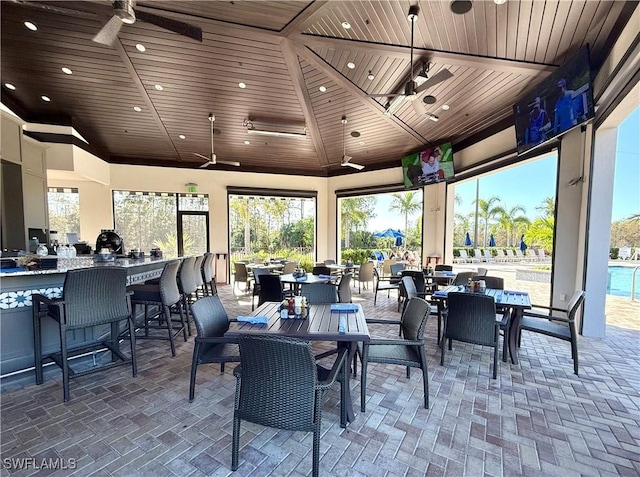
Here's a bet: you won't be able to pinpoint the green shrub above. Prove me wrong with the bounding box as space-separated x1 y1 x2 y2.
342 248 374 265
610 247 619 259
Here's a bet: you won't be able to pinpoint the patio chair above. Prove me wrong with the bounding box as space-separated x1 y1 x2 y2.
482 249 495 262
251 267 271 310
178 256 198 335
360 297 432 412
441 292 502 379
453 271 476 286
515 249 525 260
537 249 550 261
476 267 488 277
337 272 353 303
527 249 539 261
506 249 517 261
312 265 331 276
482 276 504 290
435 264 453 272
301 283 338 304
323 259 336 265
401 270 429 298
494 249 506 262
201 252 217 296
454 250 469 263
233 262 251 292
356 261 375 293
257 274 291 308
373 267 401 307
188 295 240 402
519 290 585 374
472 249 483 263
193 255 206 298
381 259 396 277
232 335 346 477
32 267 137 402
282 261 297 275
129 259 188 357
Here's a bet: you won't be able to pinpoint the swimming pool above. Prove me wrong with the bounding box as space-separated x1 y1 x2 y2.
607 265 640 298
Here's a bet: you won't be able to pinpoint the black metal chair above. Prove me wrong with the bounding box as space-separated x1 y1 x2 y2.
201 252 217 296
360 297 432 412
441 292 503 379
435 264 453 272
251 267 271 310
188 295 240 402
373 267 401 306
401 269 428 298
128 259 187 357
453 271 476 286
519 290 585 374
337 272 353 303
32 267 137 402
301 283 338 304
178 256 198 335
312 265 331 276
482 276 504 290
232 335 346 477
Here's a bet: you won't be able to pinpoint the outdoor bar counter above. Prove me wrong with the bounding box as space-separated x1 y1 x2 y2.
0 256 171 376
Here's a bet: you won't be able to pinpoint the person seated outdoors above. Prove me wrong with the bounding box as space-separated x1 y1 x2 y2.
402 250 416 266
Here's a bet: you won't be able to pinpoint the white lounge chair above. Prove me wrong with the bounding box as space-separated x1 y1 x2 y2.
495 249 507 262
527 249 539 261
454 250 469 263
515 250 525 260
472 249 483 263
619 246 631 260
482 249 495 262
537 249 550 261
506 249 517 261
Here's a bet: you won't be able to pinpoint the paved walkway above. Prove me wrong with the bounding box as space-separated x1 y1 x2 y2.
1 278 639 476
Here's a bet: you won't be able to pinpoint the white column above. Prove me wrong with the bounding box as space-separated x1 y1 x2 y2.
583 127 618 337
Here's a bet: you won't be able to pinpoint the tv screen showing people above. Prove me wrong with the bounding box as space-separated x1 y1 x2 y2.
513 45 594 155
402 142 454 188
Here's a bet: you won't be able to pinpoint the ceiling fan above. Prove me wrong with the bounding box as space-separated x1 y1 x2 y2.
13 0 202 46
367 5 453 115
193 114 240 168
340 116 364 171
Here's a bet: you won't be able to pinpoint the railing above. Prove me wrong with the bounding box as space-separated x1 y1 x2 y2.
632 266 639 301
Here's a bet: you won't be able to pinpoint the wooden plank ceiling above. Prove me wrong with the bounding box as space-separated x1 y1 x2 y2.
1 0 636 177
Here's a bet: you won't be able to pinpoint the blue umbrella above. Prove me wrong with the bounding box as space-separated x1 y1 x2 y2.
464 232 472 247
395 236 403 247
373 228 405 238
520 234 528 251
489 234 496 247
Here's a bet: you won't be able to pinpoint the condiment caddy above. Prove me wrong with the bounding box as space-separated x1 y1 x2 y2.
279 296 309 319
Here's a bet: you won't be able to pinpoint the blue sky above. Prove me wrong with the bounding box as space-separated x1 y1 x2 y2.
368 105 638 231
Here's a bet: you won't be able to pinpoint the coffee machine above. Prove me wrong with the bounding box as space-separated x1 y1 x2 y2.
95 230 124 255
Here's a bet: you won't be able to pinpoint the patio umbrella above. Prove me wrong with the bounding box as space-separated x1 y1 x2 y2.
395 236 403 247
464 232 472 246
520 234 528 251
489 234 496 247
373 228 405 239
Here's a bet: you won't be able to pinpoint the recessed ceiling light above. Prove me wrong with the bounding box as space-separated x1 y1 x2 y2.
367 71 375 80
359 141 365 146
4 83 16 90
342 21 351 29
133 106 142 112
135 43 146 52
41 95 51 102
179 134 186 140
494 0 507 4
347 62 355 69
319 85 327 92
442 104 450 110
450 0 473 15
154 84 163 91
238 82 247 89
244 140 251 145
24 21 37 31
61 67 73 75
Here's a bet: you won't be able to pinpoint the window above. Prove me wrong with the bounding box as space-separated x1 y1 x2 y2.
47 188 80 242
228 189 316 269
113 191 209 258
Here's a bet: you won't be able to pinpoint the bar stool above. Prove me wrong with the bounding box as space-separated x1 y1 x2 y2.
128 260 187 357
201 252 217 296
178 256 198 336
193 255 206 298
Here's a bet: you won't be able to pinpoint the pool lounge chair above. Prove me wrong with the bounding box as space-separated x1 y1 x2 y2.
537 249 550 262
472 249 483 263
505 249 516 261
527 249 539 261
454 250 469 263
495 249 507 262
482 249 495 262
515 250 525 260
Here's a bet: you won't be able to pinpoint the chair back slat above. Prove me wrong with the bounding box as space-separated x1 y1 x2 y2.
237 335 317 431
62 267 129 328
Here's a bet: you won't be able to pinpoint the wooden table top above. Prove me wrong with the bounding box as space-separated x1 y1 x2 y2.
226 302 370 342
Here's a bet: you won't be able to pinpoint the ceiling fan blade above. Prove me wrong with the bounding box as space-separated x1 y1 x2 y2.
414 69 454 94
136 9 202 42
92 15 124 45
367 93 406 98
342 155 352 162
342 162 365 170
193 152 210 161
199 162 211 168
218 160 241 167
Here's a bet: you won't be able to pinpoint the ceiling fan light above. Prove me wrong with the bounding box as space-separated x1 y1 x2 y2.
494 0 507 4
114 0 136 24
426 112 439 122
407 5 420 22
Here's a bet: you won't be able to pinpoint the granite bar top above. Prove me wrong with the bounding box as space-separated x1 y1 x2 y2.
0 256 173 277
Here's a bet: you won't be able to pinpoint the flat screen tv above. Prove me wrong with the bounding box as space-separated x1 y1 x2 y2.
402 141 454 189
513 45 594 155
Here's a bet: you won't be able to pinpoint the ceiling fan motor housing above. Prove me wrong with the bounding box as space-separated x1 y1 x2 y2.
114 0 136 24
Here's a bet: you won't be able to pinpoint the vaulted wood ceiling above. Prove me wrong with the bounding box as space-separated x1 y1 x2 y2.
1 1 637 176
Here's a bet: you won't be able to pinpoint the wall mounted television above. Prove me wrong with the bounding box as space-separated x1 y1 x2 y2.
513 45 594 155
402 142 455 189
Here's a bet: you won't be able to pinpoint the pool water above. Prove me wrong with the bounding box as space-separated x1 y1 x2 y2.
607 266 640 298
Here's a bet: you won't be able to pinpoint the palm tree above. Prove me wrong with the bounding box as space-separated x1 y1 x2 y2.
536 196 555 219
497 205 529 247
341 197 375 249
453 213 472 246
388 192 422 240
526 216 555 250
474 196 503 247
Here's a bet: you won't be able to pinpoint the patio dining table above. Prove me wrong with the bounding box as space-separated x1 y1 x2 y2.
430 285 531 365
226 302 370 426
280 272 338 295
